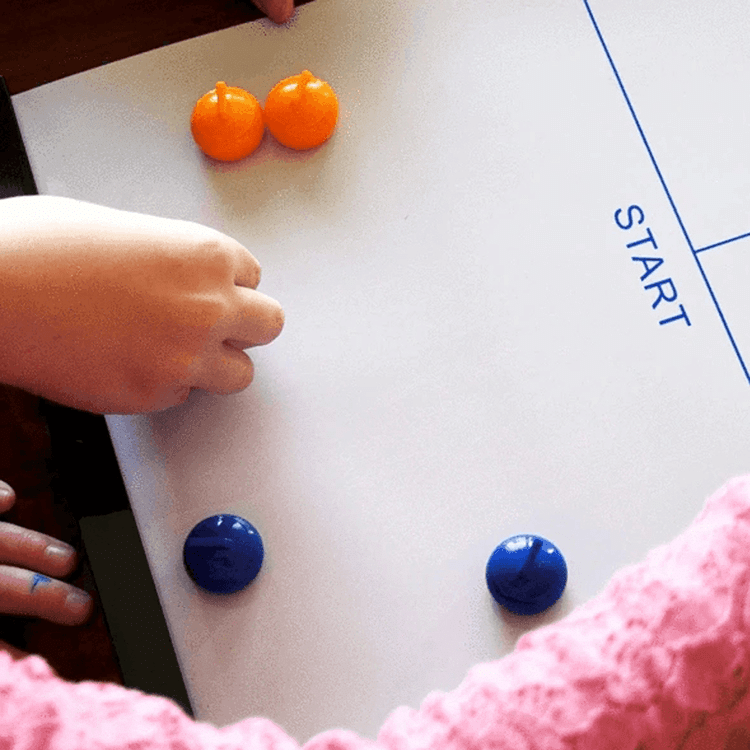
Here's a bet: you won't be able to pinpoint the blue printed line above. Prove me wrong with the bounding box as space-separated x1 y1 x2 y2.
581 0 750 385
580 0 694 252
695 231 750 254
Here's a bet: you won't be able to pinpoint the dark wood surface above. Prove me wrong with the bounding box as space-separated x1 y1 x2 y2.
0 0 304 684
0 0 271 94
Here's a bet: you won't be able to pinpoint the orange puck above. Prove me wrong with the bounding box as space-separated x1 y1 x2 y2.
191 82 265 161
264 70 338 150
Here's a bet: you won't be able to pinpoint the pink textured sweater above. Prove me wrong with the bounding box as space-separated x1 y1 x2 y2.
3 476 750 749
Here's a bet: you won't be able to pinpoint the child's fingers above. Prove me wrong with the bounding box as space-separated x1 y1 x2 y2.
188 288 284 395
192 345 255 395
0 518 93 626
0 487 92 627
233 245 262 290
0 565 93 626
226 288 285 349
0 482 15 513
0 521 78 579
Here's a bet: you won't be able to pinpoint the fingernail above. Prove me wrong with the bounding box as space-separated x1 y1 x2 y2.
0 483 12 500
45 544 74 563
65 590 92 613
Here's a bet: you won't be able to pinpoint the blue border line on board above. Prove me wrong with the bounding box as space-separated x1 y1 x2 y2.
696 231 750 254
581 0 750 385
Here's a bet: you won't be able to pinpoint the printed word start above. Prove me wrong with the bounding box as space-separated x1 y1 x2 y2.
614 205 691 327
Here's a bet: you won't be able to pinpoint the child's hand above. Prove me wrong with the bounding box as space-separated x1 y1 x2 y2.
252 0 295 24
0 196 284 414
0 482 93 628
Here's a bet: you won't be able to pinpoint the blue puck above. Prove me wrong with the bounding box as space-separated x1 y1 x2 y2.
486 534 567 615
183 514 264 594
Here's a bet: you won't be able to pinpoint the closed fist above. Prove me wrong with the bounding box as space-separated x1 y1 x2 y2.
0 197 284 414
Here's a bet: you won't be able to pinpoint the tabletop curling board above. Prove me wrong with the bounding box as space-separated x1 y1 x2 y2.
12 0 750 741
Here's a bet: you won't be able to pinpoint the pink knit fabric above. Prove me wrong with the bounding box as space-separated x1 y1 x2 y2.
3 476 750 749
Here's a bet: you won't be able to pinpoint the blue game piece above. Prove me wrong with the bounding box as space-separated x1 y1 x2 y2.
183 514 264 594
486 534 567 615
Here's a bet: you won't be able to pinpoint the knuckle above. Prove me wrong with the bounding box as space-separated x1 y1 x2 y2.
196 233 237 278
205 292 233 322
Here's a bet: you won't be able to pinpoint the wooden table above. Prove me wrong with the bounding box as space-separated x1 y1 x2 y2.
0 0 275 94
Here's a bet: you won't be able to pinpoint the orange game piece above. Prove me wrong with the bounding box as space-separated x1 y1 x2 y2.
190 82 265 161
264 70 338 150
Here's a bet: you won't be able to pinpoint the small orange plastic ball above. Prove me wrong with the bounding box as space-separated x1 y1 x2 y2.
264 70 339 150
191 82 265 161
